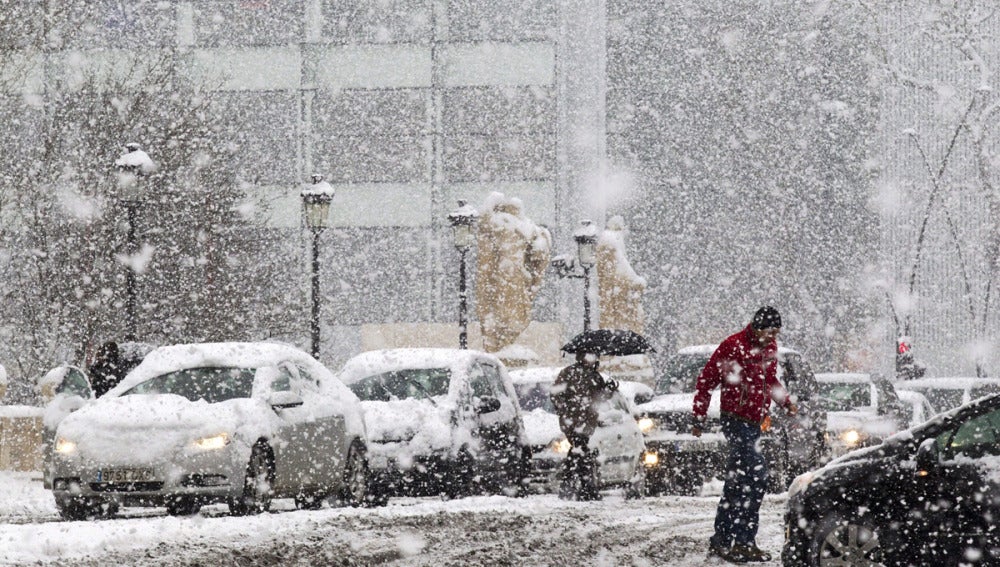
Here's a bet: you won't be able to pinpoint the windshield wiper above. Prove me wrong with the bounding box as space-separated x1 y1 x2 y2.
402 377 437 406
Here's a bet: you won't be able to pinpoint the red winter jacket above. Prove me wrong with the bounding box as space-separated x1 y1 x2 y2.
692 325 792 425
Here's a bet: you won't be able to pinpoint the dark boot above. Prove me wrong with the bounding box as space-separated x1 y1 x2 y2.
731 543 771 563
708 541 747 564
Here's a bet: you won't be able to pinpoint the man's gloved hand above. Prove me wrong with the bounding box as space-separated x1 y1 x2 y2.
606 379 619 392
787 402 799 416
691 415 705 438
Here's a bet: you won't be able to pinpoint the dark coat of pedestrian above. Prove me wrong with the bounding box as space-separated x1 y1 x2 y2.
691 306 797 564
550 351 616 501
89 341 125 398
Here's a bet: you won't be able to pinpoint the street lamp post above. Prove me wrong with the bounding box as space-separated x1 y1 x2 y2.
301 174 334 360
114 143 154 342
573 219 598 332
448 200 478 349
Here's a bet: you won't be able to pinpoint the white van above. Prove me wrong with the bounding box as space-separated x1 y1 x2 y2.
895 377 1000 413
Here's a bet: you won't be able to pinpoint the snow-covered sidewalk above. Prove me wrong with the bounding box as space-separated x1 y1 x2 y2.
0 472 786 566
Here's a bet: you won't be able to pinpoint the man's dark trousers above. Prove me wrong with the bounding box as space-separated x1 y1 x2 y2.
710 415 767 548
561 433 598 499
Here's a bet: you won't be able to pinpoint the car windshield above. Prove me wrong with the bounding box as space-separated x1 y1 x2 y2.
817 382 871 409
515 383 555 412
972 384 1000 402
57 367 92 398
348 368 451 402
912 388 965 412
121 367 256 403
816 396 852 412
655 354 709 394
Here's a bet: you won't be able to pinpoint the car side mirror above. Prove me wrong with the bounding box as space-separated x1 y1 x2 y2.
634 393 653 405
476 396 501 414
915 437 939 476
268 390 304 409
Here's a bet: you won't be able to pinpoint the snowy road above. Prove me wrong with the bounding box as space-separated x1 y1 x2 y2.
0 473 785 566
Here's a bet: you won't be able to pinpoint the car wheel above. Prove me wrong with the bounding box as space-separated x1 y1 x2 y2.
444 447 476 499
294 492 324 510
56 497 101 521
365 482 390 507
624 457 647 499
166 497 201 516
810 510 886 567
487 446 530 497
766 450 789 494
229 443 274 516
668 470 702 496
338 442 368 507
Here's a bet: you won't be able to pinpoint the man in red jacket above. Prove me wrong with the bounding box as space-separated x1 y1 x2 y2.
691 306 797 563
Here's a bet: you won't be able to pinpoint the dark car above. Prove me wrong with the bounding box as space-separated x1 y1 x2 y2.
784 393 1000 565
634 345 827 495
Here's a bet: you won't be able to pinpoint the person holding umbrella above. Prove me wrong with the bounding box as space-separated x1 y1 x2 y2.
550 350 617 501
691 306 797 563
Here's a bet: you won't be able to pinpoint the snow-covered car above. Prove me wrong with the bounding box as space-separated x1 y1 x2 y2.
784 392 1000 565
634 345 827 495
338 348 528 504
50 342 370 520
895 376 1000 413
815 372 908 458
509 367 647 497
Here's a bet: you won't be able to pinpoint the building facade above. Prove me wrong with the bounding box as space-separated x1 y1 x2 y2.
10 1 989 382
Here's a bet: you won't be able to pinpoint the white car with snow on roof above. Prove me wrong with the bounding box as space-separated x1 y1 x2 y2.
510 367 647 497
895 376 1000 413
50 342 370 519
338 348 528 504
814 372 908 458
634 344 828 494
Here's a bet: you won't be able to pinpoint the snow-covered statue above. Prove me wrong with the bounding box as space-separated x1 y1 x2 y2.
476 192 552 354
597 215 647 332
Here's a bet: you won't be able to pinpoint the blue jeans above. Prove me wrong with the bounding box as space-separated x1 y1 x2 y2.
710 415 767 547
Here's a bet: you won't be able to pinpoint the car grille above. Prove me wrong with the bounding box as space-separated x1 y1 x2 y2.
89 481 164 493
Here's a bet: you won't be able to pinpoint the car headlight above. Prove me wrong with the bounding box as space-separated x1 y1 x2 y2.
839 429 865 448
549 438 571 454
194 433 231 450
55 438 77 454
637 417 656 433
643 450 659 467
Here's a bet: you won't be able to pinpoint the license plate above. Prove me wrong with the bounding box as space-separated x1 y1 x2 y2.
96 468 154 483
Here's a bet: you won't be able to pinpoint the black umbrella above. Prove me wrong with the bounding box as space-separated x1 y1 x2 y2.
560 329 656 356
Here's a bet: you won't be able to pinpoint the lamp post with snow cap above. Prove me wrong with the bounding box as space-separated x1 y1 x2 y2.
574 219 598 332
448 200 478 349
114 143 154 342
302 174 334 359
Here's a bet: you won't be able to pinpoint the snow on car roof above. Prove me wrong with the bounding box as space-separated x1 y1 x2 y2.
508 367 561 385
109 341 320 394
814 372 873 384
338 348 500 384
896 377 1000 389
676 344 801 356
508 366 617 386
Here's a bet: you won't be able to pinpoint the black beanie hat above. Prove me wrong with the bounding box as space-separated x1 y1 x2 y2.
751 306 782 330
